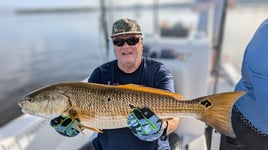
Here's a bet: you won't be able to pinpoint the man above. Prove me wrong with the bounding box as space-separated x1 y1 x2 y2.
220 19 268 150
51 18 180 150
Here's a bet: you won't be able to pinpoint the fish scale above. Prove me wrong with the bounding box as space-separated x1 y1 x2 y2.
18 82 245 138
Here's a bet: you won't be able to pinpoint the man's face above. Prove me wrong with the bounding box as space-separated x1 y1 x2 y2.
112 34 143 67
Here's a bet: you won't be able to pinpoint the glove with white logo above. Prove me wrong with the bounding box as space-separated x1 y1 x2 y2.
127 107 165 141
50 115 80 137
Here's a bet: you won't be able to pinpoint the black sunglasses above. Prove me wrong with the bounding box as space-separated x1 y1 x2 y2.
113 37 140 47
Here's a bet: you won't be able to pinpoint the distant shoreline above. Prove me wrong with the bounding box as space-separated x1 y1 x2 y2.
16 7 98 15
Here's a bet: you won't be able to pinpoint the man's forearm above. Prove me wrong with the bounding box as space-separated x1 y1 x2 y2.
163 118 179 136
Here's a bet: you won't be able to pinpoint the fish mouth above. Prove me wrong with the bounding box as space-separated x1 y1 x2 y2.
21 108 34 115
18 100 33 115
21 108 49 119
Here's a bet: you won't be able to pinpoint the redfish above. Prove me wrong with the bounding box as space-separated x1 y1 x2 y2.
18 82 244 138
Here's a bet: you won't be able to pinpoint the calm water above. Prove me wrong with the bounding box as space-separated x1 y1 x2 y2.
0 2 267 127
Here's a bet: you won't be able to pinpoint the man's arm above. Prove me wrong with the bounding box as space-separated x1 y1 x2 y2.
162 118 180 136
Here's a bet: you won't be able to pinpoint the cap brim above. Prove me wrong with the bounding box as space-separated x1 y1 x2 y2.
111 31 142 38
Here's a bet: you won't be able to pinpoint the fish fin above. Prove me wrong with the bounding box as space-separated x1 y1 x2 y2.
67 108 85 134
74 119 85 135
80 124 103 133
197 91 245 138
67 108 103 133
116 84 183 100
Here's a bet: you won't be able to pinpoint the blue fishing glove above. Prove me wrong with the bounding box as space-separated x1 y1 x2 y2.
50 115 80 137
127 107 165 141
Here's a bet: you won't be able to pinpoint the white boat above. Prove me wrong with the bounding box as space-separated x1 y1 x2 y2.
0 0 240 150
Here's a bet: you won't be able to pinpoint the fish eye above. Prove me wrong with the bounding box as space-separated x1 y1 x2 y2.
26 96 33 102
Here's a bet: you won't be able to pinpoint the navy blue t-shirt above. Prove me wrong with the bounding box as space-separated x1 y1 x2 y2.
88 57 175 150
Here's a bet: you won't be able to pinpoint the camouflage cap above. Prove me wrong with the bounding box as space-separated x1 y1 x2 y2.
111 18 142 37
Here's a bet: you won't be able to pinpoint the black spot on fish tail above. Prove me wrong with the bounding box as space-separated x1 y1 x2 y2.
107 97 111 102
200 99 212 108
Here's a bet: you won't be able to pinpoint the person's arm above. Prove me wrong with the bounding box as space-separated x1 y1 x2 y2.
154 64 175 92
243 19 268 110
162 118 180 136
88 68 101 83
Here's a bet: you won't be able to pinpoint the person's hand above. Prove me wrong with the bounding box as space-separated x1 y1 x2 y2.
50 115 80 137
127 107 165 141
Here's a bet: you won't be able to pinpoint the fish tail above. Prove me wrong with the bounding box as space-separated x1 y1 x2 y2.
199 91 245 138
